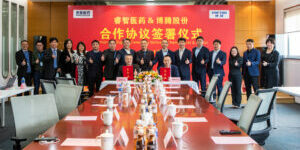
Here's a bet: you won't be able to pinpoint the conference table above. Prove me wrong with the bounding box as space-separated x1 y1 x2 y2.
24 83 263 150
276 86 300 104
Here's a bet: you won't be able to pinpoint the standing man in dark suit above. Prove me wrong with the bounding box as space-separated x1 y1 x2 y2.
136 39 154 71
118 38 136 66
86 40 103 97
102 39 120 80
174 38 192 80
192 36 210 93
153 39 175 69
207 39 227 102
32 41 45 94
43 37 62 80
15 40 33 94
242 39 261 99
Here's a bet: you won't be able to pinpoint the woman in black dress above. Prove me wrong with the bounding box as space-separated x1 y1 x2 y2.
261 38 280 88
229 46 243 108
60 39 76 77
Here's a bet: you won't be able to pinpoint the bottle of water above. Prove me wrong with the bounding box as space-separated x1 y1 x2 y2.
20 77 26 89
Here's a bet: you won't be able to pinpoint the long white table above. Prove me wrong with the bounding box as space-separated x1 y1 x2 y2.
100 80 200 94
0 86 34 127
276 87 300 104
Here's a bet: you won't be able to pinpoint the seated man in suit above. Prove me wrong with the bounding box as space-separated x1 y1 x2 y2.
117 54 140 80
158 55 180 80
207 39 226 102
136 39 154 71
153 39 175 69
174 38 192 80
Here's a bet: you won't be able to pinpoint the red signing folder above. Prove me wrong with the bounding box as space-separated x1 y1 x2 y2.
123 66 134 80
159 67 171 81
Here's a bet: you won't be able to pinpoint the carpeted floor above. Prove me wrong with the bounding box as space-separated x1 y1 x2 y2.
1 101 300 150
223 103 300 150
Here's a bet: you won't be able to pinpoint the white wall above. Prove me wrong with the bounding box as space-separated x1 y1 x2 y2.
275 0 300 34
275 0 300 86
283 59 300 86
0 0 28 85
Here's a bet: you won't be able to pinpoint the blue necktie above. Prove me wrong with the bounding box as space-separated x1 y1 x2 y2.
53 50 57 69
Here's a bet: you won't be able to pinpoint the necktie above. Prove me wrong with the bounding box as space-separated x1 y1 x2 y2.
53 50 57 69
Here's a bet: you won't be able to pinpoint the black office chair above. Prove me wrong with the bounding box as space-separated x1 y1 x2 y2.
55 77 77 85
55 77 88 105
216 81 232 113
250 88 277 145
203 74 220 104
40 79 56 94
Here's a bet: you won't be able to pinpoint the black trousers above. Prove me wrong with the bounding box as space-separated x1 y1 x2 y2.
33 72 45 95
17 73 32 95
88 74 102 97
193 71 207 92
229 74 242 106
244 73 259 99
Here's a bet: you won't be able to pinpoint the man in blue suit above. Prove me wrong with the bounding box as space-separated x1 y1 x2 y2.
118 38 136 66
158 55 180 77
242 39 261 99
192 36 210 93
174 38 192 80
153 39 175 69
207 39 227 101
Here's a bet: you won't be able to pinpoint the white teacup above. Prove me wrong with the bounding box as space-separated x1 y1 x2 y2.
101 109 113 126
105 96 114 109
172 121 188 139
168 103 179 117
96 130 114 150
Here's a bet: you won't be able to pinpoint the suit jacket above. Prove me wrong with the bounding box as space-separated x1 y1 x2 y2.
242 48 261 77
60 50 76 77
192 46 210 74
207 50 226 77
136 50 154 71
174 48 192 80
153 49 175 69
229 56 243 76
16 50 33 77
158 65 180 77
118 48 136 66
117 64 140 78
86 50 103 78
43 48 62 79
103 49 119 80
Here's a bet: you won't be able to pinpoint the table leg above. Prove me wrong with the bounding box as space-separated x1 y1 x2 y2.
273 96 278 129
30 89 34 95
1 98 5 127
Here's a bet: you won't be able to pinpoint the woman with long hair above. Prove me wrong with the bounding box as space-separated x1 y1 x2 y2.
60 39 75 77
229 46 243 108
73 41 87 85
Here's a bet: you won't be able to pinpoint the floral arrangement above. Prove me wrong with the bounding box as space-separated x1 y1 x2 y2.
135 71 162 82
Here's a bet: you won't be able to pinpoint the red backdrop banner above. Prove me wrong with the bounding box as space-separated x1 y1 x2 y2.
68 5 235 81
